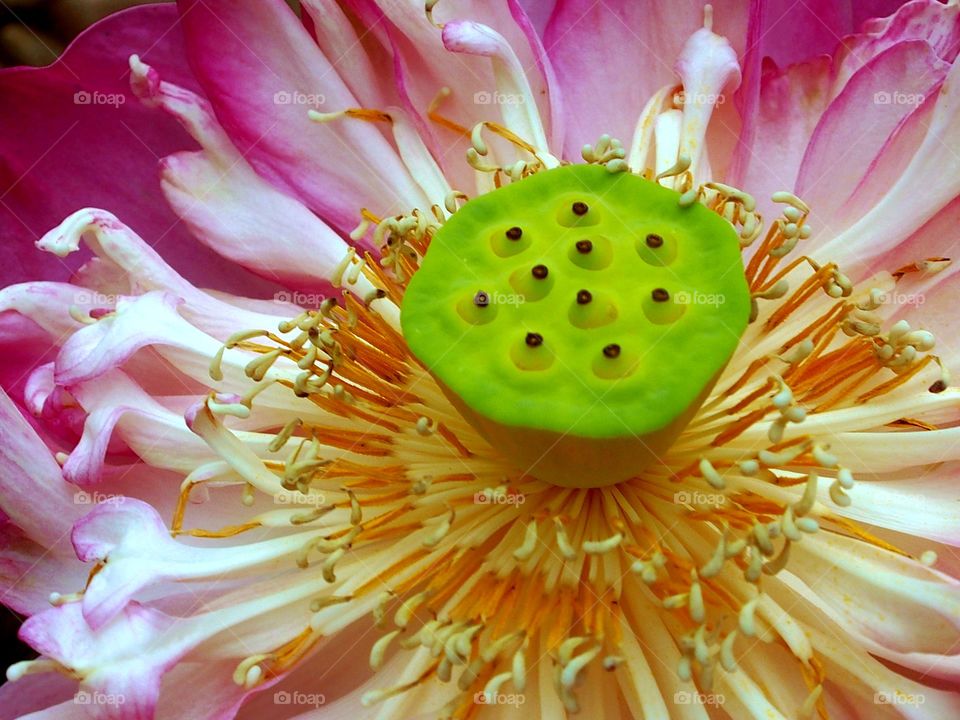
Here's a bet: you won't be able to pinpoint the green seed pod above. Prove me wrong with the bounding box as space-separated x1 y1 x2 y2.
401 164 750 486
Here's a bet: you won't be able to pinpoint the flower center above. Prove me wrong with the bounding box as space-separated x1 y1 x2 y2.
401 164 751 487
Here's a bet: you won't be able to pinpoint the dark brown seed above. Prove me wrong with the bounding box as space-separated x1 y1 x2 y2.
603 344 621 359
575 240 593 254
474 291 490 308
929 379 947 393
646 233 664 248
506 226 523 240
572 201 589 216
576 290 592 305
532 264 549 279
526 332 544 347
651 288 670 303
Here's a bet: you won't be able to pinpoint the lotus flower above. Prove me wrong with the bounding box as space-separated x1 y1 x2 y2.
2 1 960 718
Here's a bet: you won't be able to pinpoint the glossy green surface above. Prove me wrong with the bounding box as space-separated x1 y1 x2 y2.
401 164 750 439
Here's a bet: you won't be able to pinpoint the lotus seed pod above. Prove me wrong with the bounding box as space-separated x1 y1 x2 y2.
401 164 750 487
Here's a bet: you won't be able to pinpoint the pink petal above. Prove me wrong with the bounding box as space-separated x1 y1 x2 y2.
795 41 948 234
340 0 559 186
0 388 81 548
542 0 752 157
815 56 960 274
54 292 187 387
71 500 178 629
175 0 429 231
758 0 910 68
20 602 177 720
300 0 397 110
0 672 78 720
128 57 350 292
735 56 833 221
0 4 277 297
0 524 87 617
155 660 254 720
836 0 960 87
36 209 296 341
441 20 552 161
787 533 960 681
731 0 957 200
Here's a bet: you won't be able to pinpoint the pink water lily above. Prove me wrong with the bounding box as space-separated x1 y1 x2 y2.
2 1 960 718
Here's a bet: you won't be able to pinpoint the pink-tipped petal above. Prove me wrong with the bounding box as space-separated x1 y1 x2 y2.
176 0 429 231
0 5 278 296
796 41 948 235
36 209 297 340
128 57 352 291
20 602 178 720
0 524 87 617
542 1 752 157
816 56 960 275
0 388 81 548
0 671 79 720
